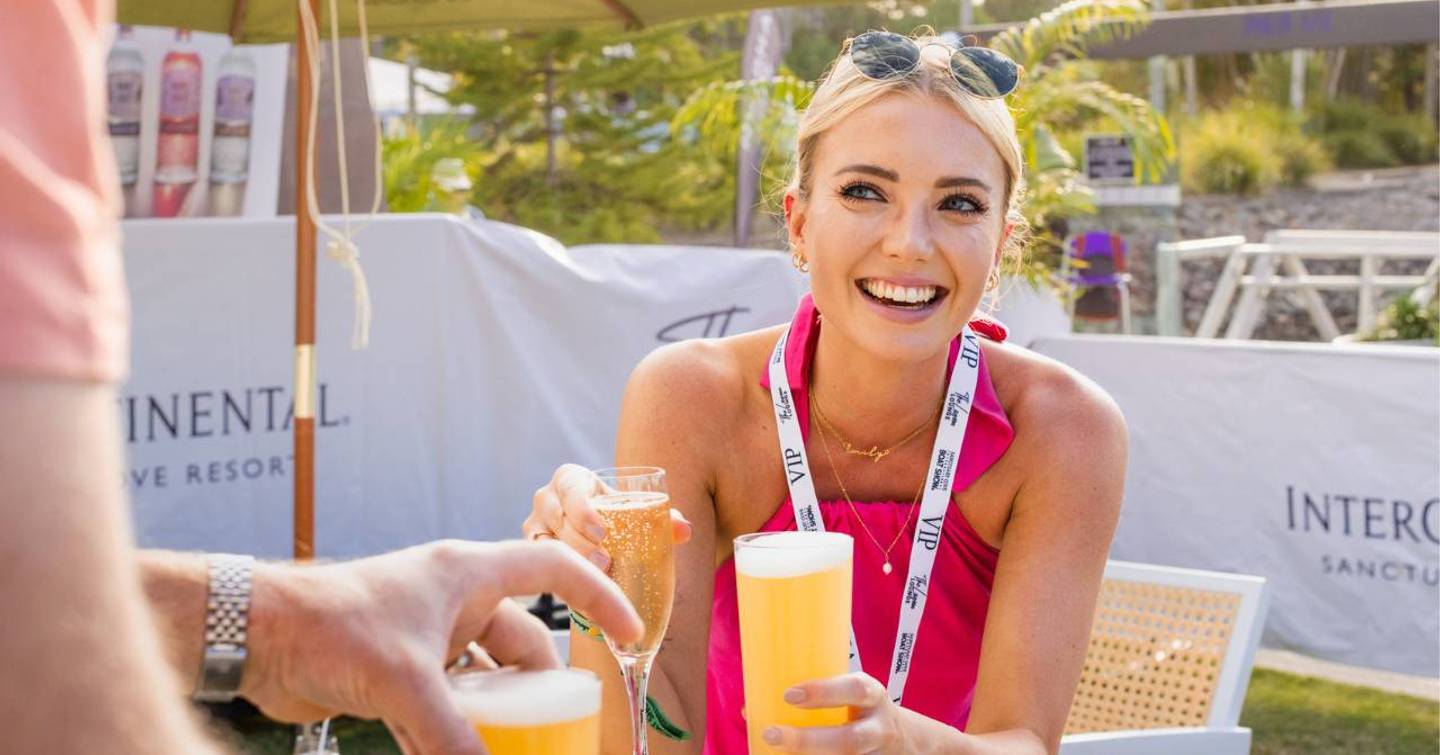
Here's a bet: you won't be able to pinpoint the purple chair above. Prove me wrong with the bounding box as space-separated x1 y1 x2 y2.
1061 231 1133 333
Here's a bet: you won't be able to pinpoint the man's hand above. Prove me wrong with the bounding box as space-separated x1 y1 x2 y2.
240 539 642 755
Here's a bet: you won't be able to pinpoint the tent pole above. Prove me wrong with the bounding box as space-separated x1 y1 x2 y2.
294 0 319 561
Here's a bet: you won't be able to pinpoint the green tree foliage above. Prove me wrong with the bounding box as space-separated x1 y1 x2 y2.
390 20 747 244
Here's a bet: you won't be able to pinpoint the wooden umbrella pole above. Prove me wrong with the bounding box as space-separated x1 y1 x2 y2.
294 0 320 562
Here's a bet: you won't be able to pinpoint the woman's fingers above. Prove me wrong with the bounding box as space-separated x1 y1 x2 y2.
763 718 886 754
784 673 887 709
554 465 609 546
670 508 693 544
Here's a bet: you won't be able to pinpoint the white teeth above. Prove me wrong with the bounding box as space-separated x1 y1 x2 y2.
862 279 937 305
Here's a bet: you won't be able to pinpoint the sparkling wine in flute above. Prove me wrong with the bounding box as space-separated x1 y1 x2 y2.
450 669 601 755
593 491 675 656
735 531 854 755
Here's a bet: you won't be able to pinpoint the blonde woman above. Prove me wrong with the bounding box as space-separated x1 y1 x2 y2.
525 31 1127 754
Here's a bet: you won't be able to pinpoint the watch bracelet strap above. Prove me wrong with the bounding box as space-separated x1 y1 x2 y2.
194 553 254 702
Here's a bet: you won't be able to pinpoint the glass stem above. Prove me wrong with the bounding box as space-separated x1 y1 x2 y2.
617 652 655 755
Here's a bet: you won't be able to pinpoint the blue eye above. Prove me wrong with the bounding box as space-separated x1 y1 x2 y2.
839 182 883 201
940 193 986 214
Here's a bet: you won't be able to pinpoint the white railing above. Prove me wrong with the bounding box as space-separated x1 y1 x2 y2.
1155 230 1439 339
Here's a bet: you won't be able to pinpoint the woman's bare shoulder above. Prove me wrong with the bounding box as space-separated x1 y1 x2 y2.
981 339 1126 450
622 326 784 431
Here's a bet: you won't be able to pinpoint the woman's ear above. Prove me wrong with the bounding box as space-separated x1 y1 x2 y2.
995 221 1016 268
784 190 807 251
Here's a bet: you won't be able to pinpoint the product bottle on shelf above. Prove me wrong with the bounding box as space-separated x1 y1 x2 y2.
207 47 255 217
106 25 144 218
152 28 201 218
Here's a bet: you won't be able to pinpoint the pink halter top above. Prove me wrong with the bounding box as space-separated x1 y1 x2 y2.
703 295 1015 752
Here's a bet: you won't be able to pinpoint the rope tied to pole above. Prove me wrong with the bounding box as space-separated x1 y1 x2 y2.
324 237 372 348
297 0 384 351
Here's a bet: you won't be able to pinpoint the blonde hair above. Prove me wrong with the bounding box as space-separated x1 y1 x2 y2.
787 31 1029 276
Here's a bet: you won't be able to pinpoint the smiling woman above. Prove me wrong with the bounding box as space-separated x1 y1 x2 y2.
525 32 1128 755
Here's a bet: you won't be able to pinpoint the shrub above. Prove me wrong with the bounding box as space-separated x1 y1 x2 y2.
1180 109 1281 195
1361 295 1439 344
1309 98 1379 134
1375 113 1439 165
1308 99 1439 168
1274 135 1332 186
1322 129 1400 169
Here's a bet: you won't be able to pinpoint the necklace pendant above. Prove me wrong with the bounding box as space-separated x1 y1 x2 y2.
882 561 893 575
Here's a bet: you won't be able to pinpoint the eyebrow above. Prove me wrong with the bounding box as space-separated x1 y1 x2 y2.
835 164 993 194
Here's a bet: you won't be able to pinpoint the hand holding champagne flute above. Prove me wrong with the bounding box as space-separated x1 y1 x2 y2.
589 467 676 755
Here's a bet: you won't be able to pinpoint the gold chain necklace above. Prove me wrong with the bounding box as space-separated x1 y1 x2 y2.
811 392 939 463
811 393 927 576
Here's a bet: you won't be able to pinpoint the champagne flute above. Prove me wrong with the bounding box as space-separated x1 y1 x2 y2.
589 467 675 755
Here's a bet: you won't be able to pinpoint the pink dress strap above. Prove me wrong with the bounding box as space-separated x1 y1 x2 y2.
704 295 1014 752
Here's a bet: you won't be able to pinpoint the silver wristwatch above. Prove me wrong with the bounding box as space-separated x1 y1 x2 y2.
194 554 254 703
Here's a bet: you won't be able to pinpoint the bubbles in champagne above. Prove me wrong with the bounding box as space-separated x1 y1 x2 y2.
593 492 675 655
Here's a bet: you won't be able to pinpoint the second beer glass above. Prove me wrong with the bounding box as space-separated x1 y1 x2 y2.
450 668 601 754
735 531 854 755
590 467 675 755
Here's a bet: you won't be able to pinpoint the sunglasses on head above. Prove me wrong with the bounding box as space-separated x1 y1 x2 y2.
847 31 1022 99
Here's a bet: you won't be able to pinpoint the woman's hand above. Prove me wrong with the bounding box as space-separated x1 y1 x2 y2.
522 463 694 569
763 673 911 755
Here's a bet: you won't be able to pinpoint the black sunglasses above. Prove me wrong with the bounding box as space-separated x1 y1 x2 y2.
848 31 1021 99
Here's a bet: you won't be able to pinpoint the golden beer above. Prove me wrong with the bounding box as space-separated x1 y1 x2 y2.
735 531 854 755
593 491 675 656
451 669 601 755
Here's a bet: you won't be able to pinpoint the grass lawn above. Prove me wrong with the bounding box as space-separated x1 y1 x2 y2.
222 668 1439 754
1241 669 1438 755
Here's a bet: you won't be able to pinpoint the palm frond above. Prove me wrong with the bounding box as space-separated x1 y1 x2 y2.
1018 80 1175 182
671 75 814 161
993 0 1150 72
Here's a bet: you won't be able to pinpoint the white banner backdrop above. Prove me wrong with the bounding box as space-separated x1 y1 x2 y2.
121 214 807 559
1033 335 1440 676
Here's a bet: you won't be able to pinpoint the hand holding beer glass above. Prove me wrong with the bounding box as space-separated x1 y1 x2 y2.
735 531 854 755
590 467 676 755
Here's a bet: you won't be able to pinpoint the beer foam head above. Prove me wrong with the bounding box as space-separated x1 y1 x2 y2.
734 531 853 579
451 669 601 726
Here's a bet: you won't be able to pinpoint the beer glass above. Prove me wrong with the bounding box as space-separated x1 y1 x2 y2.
590 467 675 755
734 531 854 755
450 668 601 754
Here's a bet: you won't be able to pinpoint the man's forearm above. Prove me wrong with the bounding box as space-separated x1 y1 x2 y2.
137 550 211 692
0 380 225 755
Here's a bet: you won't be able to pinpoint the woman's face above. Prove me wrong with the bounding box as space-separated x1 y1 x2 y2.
786 92 1010 362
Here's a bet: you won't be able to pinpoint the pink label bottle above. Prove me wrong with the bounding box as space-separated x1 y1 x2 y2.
152 28 201 218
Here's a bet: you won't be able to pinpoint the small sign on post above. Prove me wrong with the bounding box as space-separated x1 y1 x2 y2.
1085 134 1136 184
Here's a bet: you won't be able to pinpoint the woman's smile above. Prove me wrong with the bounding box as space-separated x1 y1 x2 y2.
854 276 951 323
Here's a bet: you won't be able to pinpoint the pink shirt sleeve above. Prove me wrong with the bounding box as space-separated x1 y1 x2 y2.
0 0 129 383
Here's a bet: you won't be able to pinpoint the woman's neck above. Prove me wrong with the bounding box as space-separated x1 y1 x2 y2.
808 322 950 449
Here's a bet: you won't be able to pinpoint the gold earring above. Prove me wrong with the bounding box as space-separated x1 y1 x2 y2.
791 251 810 273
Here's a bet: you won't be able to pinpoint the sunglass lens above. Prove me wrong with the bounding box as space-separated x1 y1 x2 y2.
851 32 920 80
950 46 1019 98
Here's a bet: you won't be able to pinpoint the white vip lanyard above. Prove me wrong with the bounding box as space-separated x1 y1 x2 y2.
768 324 982 705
